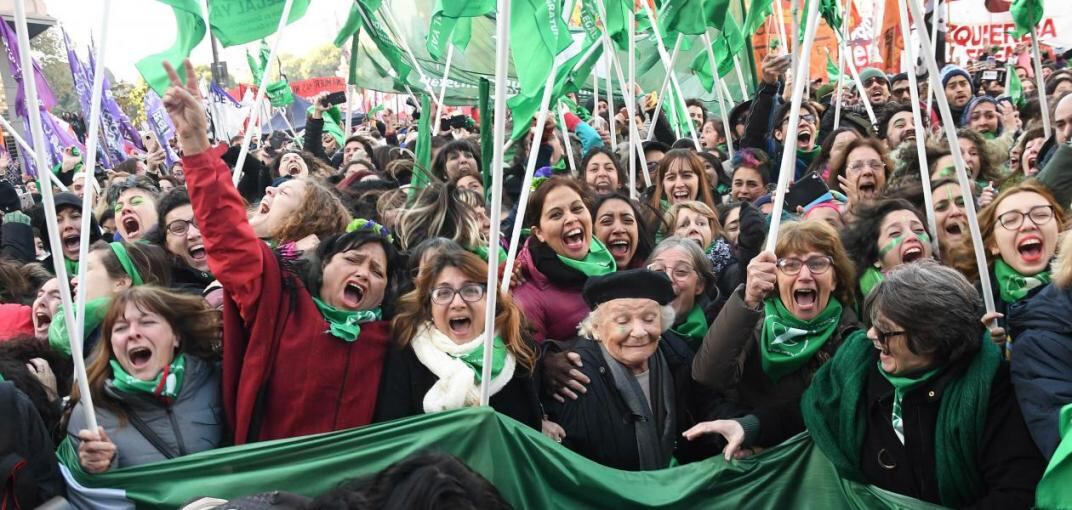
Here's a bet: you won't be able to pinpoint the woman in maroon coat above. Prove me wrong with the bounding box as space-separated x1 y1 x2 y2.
161 61 400 443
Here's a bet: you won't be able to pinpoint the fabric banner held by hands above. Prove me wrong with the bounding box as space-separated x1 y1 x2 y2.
144 90 179 168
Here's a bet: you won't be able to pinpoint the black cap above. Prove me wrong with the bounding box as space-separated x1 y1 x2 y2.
52 192 83 212
0 180 19 213
582 269 676 309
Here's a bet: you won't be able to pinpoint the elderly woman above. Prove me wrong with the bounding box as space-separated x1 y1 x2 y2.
646 237 719 351
545 269 730 470
687 263 1044 508
592 193 653 270
841 198 933 297
581 147 625 195
691 221 860 414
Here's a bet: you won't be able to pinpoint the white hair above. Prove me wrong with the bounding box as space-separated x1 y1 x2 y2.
577 301 676 340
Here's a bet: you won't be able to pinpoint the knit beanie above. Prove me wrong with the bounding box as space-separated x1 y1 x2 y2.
940 64 973 93
859 67 889 87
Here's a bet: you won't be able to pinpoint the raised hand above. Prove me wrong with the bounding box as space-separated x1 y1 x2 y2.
743 250 778 309
162 60 210 156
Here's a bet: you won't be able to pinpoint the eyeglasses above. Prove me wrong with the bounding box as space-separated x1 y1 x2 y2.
997 205 1055 230
646 262 696 281
166 218 199 236
431 284 487 305
873 328 906 347
781 113 816 125
775 256 833 275
862 77 887 88
847 160 886 173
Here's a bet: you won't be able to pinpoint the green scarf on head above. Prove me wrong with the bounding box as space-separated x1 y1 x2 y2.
802 331 1000 508
877 364 941 444
671 304 708 348
64 257 78 276
48 297 110 356
994 259 1050 303
557 237 616 277
759 296 843 382
859 266 885 297
470 244 507 265
109 354 186 401
451 335 508 384
311 297 382 342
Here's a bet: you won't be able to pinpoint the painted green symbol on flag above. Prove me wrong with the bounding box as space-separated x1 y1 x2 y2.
208 0 311 47
135 0 205 96
1010 0 1044 38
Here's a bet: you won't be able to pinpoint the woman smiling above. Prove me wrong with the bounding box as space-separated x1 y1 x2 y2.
646 149 717 215
646 237 718 351
841 199 933 298
592 193 654 270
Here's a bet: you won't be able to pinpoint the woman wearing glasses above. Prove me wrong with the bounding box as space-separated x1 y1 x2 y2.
841 198 934 298
375 250 542 430
149 188 214 294
645 237 720 353
826 138 892 222
691 221 861 425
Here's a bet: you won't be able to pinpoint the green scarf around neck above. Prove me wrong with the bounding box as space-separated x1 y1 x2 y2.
796 145 821 164
556 237 616 277
64 256 79 276
671 304 708 348
451 335 508 384
859 266 885 297
109 354 186 401
759 296 843 382
470 244 507 265
48 297 110 356
878 364 942 444
994 259 1050 303
802 330 1001 508
312 297 382 342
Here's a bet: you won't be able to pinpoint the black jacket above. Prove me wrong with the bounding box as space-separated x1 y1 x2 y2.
1009 282 1072 458
169 262 214 295
0 219 34 263
302 116 335 167
0 382 65 508
373 343 543 430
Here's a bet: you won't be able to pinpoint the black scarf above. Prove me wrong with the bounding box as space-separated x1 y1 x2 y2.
530 238 588 287
599 342 676 470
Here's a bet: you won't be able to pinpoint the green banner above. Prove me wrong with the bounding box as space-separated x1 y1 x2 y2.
208 0 311 47
59 407 944 509
134 0 206 96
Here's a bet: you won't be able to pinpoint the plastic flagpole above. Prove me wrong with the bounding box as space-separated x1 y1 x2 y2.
232 0 294 185
431 44 455 136
0 114 68 191
344 85 354 136
639 3 701 150
14 0 97 431
558 103 578 176
592 0 648 189
765 0 820 250
791 0 800 82
702 32 735 157
646 42 677 142
897 0 938 258
479 0 510 406
1030 28 1051 140
924 0 939 119
627 6 637 194
833 31 878 126
833 0 848 129
733 55 748 97
720 77 736 105
605 41 618 149
773 0 790 56
376 4 444 111
906 0 995 316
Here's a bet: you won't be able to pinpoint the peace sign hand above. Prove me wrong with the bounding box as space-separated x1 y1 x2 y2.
162 59 210 156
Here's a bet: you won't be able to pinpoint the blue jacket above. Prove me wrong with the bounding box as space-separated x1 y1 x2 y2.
1008 282 1072 458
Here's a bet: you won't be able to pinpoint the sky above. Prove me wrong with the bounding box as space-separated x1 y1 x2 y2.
45 0 354 83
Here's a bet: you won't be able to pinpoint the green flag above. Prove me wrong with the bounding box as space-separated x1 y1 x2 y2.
661 0 708 41
1010 0 1044 38
308 104 344 146
427 0 493 60
508 38 600 141
799 0 842 41
704 0 731 29
246 40 270 84
510 0 573 99
134 0 206 96
827 53 841 83
348 30 360 85
267 81 294 107
742 0 775 36
582 0 633 50
208 0 311 47
413 94 433 191
691 17 746 93
1005 64 1024 108
479 78 493 197
335 1 414 87
1037 403 1072 509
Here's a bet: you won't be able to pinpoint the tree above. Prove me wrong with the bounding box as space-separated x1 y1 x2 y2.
30 28 78 114
111 80 149 126
298 43 342 80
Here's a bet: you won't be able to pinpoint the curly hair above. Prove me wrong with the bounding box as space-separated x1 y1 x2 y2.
272 178 352 245
839 198 928 289
269 150 334 179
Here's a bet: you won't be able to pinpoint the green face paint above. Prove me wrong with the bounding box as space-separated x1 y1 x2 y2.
939 166 956 178
879 231 930 257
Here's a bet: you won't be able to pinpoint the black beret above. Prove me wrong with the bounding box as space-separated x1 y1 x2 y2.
582 269 676 309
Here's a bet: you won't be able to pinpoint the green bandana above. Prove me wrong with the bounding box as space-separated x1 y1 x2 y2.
556 237 616 277
109 242 144 285
64 256 79 276
671 304 709 348
877 231 930 258
470 244 507 265
48 297 111 356
451 335 508 384
312 297 381 342
980 131 997 140
859 266 886 297
994 259 1051 303
760 296 843 382
109 353 186 401
878 363 941 444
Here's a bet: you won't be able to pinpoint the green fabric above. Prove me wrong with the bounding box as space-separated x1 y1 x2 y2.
827 53 841 83
1010 0 1044 38
307 105 344 147
135 0 206 96
800 0 843 40
470 244 507 264
507 36 602 142
994 259 1050 304
1037 403 1072 509
108 354 186 401
334 0 414 89
796 145 821 164
246 40 270 84
412 94 433 194
556 237 616 277
64 257 79 277
859 266 885 297
426 0 491 60
802 330 1001 508
55 406 946 509
48 297 110 356
1006 63 1024 108
347 29 361 85
671 304 709 348
266 80 294 107
208 0 310 47
311 297 381 342
877 364 941 443
509 0 572 99
109 243 144 285
759 296 843 382
479 78 493 197
743 0 775 36
660 0 707 41
691 17 747 93
452 335 507 384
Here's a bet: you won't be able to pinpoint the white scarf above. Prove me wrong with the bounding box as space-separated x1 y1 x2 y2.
410 322 516 413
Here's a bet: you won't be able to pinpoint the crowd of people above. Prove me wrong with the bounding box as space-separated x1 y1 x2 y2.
0 40 1071 508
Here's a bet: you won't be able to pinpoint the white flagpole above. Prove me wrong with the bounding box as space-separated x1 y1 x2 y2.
344 85 354 137
773 0 790 56
703 32 735 157
1030 28 1051 140
628 6 637 194
833 0 848 129
765 0 820 250
833 31 878 126
0 114 67 191
906 0 995 316
14 0 96 431
897 0 938 258
791 0 800 82
924 0 940 120
431 44 456 136
375 4 444 111
646 40 677 142
232 0 294 185
733 55 749 98
720 77 736 104
639 3 700 150
558 102 578 175
605 41 618 148
479 0 510 406
593 0 648 189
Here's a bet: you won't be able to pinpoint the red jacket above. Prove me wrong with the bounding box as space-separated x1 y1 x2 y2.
511 238 589 343
0 304 33 340
183 150 389 444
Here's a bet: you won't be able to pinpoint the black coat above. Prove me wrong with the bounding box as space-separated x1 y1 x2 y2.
373 343 543 430
1009 282 1072 458
0 382 65 508
169 261 214 296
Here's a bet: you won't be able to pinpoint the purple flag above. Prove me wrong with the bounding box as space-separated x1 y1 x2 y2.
87 38 145 154
62 29 117 169
41 112 85 168
0 19 56 116
143 90 178 167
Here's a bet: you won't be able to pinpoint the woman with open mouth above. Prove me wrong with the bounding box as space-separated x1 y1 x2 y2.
375 250 542 432
268 150 332 181
592 193 653 271
692 221 860 423
930 179 969 266
842 199 934 298
247 177 351 250
646 149 718 218
645 237 719 352
111 177 161 243
66 286 224 472
826 138 892 221
581 147 625 195
662 201 740 298
150 188 215 294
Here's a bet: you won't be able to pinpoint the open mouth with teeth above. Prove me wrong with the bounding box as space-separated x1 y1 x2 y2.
857 180 878 198
34 311 51 332
607 238 632 260
188 244 207 263
286 162 304 175
257 199 272 216
447 315 474 337
342 281 366 309
797 131 813 148
127 346 153 369
1025 157 1039 175
792 288 818 310
561 227 587 254
62 233 80 256
1017 236 1045 264
901 243 924 264
943 222 964 237
121 215 142 239
671 189 692 202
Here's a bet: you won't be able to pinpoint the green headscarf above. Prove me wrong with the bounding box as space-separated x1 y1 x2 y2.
994 258 1050 303
859 266 885 297
759 296 843 382
671 304 708 348
109 354 186 401
312 297 382 342
470 244 507 265
556 237 616 277
48 297 111 356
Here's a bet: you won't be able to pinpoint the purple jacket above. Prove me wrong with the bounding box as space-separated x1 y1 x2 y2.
512 238 590 343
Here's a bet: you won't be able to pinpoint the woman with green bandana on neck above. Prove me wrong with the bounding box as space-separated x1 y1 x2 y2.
66 286 223 472
691 221 861 425
685 263 1044 508
841 199 934 299
645 237 719 357
49 241 171 359
375 251 544 433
